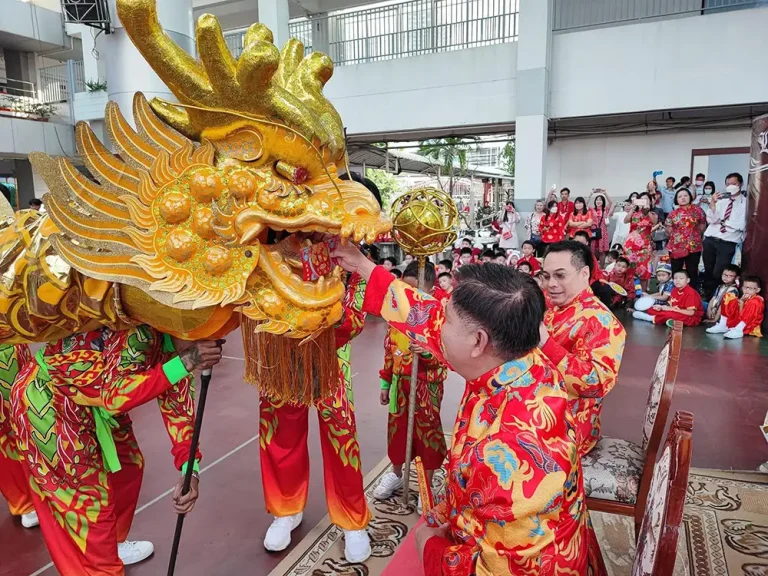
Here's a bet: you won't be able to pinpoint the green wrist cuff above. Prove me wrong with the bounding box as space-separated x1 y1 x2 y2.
181 459 200 476
162 333 175 354
380 378 391 391
421 351 433 360
163 356 190 385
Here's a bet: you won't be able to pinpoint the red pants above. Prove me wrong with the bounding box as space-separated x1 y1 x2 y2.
387 376 446 471
259 391 370 530
649 309 701 327
0 450 34 516
722 293 764 337
28 418 144 576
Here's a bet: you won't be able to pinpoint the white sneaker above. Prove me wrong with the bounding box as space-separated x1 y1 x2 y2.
21 510 39 529
264 512 303 552
343 529 371 563
706 323 728 334
117 541 154 565
724 327 744 339
373 471 403 500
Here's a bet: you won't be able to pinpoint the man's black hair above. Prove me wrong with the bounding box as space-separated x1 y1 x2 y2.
696 173 706 180
460 247 473 256
438 259 453 270
29 198 42 208
340 172 383 207
573 230 590 242
723 264 741 276
522 240 535 250
391 269 402 278
494 250 507 259
452 264 544 360
438 272 452 280
481 249 495 259
383 256 398 267
544 240 594 278
726 172 744 186
403 260 436 285
743 275 762 291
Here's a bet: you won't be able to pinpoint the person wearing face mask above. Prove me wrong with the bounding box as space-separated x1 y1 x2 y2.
539 199 568 253
694 180 716 206
693 173 706 199
702 173 748 299
623 192 659 290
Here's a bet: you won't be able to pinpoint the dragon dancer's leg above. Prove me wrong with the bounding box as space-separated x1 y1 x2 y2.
259 396 310 518
111 416 144 542
0 450 34 516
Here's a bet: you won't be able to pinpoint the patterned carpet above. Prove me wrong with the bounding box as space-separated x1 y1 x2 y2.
267 464 768 576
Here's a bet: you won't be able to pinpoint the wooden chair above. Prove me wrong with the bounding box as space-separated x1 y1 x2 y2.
582 321 683 536
631 410 693 575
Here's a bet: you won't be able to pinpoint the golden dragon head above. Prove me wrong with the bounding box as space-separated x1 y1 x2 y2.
29 0 390 341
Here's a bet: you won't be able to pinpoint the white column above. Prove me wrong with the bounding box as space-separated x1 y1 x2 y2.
514 0 553 211
258 0 290 48
103 0 195 123
312 14 330 55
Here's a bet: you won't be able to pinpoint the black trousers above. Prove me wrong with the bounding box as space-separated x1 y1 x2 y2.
671 251 702 289
702 237 737 299
591 281 615 308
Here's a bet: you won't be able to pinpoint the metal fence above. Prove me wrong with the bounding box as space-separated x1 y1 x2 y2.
39 61 85 103
553 0 765 31
224 0 518 66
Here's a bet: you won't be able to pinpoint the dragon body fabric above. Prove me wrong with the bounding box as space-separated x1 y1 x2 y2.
0 0 390 402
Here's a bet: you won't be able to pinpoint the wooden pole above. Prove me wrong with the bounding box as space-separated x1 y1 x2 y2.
401 256 426 509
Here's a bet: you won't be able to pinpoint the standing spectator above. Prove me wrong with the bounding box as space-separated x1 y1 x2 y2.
695 180 716 206
381 257 398 272
566 197 593 239
664 188 707 289
28 198 42 211
498 201 521 250
588 191 615 264
658 176 677 216
539 200 568 252
611 194 636 248
702 173 748 299
624 192 658 290
693 173 706 199
547 187 575 214
676 176 692 191
437 259 453 275
525 200 546 256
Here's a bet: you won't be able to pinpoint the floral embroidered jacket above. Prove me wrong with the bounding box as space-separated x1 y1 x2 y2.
363 266 599 576
542 289 626 456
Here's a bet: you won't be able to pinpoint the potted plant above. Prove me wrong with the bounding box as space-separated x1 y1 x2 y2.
85 79 108 93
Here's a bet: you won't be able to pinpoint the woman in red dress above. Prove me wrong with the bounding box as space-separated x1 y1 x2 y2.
664 188 707 289
539 200 568 252
566 197 593 240
588 191 614 264
623 192 658 290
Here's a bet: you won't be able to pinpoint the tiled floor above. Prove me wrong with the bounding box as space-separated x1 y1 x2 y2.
2 316 768 575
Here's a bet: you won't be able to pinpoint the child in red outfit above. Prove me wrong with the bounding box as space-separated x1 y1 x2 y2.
606 257 636 308
517 241 541 274
706 275 764 339
433 272 453 305
635 269 703 326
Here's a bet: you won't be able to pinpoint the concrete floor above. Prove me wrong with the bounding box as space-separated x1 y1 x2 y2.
3 315 768 576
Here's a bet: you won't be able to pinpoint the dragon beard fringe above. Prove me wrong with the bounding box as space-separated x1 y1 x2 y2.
242 317 339 406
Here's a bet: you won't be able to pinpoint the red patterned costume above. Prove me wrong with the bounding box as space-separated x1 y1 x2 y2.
517 254 541 274
542 289 626 456
10 327 198 576
379 327 447 471
718 292 763 336
624 211 655 280
0 344 34 517
259 275 370 530
647 285 703 327
363 266 602 575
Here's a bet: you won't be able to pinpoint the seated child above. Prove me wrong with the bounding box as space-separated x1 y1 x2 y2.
457 247 473 268
707 275 764 339
518 240 541 273
645 263 673 306
705 264 740 323
633 269 703 327
433 272 453 305
436 259 453 275
374 262 448 507
606 257 636 308
480 249 495 264
493 250 507 265
518 261 533 276
604 249 619 274
611 243 625 256
533 270 552 308
506 249 521 267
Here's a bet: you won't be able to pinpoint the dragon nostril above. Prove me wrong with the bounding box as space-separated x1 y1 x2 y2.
245 250 253 258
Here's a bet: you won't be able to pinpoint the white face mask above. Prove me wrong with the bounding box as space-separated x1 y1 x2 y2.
550 206 558 214
704 188 714 194
725 184 740 195
695 181 704 187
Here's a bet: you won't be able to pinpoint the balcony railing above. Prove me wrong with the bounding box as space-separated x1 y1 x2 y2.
224 0 519 66
39 61 86 104
553 0 765 32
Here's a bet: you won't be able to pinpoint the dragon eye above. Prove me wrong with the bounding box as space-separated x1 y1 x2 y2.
275 161 308 185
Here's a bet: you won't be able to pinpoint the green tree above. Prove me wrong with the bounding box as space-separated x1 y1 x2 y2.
417 137 479 196
365 168 401 209
500 141 515 177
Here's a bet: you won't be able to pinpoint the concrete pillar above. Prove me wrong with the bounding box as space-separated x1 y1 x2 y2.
14 159 36 207
103 0 195 123
78 24 101 83
514 0 553 212
259 0 290 48
312 14 330 55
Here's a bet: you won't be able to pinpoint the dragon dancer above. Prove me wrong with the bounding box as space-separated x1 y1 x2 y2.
10 330 223 576
0 344 38 529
